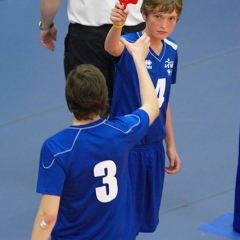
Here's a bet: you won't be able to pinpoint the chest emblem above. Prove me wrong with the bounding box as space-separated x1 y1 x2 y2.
145 59 152 69
164 58 174 76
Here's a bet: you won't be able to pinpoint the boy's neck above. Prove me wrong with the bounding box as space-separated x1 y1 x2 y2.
72 116 101 126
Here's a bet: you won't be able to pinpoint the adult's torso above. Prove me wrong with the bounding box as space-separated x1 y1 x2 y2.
67 0 143 26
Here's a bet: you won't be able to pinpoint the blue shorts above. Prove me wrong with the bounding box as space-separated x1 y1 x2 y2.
128 141 165 235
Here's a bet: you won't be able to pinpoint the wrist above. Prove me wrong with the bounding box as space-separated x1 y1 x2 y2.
113 23 125 29
39 21 54 31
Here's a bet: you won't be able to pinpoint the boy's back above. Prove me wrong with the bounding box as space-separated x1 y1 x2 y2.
37 110 149 239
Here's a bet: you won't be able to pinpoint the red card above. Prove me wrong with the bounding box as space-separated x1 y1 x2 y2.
119 0 138 10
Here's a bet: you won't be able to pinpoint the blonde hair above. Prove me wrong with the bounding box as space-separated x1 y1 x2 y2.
141 0 183 20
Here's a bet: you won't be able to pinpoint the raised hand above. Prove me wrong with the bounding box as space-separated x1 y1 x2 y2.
110 2 128 27
120 33 150 62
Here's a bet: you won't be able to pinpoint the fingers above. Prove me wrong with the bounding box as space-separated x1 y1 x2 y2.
40 36 55 51
52 33 57 41
42 41 55 51
119 37 128 46
165 166 179 174
138 33 150 58
115 2 125 11
165 161 181 174
40 31 56 51
141 33 150 48
110 2 128 24
120 33 150 60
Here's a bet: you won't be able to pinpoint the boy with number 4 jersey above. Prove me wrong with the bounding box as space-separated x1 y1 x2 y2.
105 0 183 235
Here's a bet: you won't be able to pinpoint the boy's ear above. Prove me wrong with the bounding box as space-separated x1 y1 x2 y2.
141 12 147 21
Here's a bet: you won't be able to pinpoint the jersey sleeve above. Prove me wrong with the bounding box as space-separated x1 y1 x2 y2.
36 142 66 196
165 36 178 85
124 109 149 144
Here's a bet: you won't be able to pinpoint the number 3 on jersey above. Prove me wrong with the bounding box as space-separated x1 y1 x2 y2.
155 78 166 108
94 160 118 203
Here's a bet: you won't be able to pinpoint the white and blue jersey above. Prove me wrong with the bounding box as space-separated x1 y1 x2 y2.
110 31 178 145
36 109 149 240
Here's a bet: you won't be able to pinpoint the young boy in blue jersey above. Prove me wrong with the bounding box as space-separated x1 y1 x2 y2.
105 0 182 235
233 129 240 232
30 33 159 240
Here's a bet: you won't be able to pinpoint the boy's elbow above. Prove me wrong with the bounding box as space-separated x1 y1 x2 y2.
104 42 121 57
39 210 58 227
105 47 118 56
104 42 113 54
41 213 58 228
104 43 108 52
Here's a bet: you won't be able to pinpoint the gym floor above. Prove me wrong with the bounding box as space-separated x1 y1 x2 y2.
0 0 239 239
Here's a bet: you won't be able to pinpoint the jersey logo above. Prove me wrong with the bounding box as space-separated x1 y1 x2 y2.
164 58 174 76
145 59 152 69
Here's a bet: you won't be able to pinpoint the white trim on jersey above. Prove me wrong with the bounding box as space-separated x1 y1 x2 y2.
164 38 178 50
104 114 141 134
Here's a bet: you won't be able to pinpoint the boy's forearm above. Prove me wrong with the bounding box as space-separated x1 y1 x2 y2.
135 58 159 124
40 0 61 27
165 104 176 149
104 26 123 56
136 59 156 105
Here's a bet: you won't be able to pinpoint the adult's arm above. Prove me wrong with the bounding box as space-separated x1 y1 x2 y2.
39 0 61 51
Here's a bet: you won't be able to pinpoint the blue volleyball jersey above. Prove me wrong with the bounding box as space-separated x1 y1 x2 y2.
36 109 149 240
110 32 178 144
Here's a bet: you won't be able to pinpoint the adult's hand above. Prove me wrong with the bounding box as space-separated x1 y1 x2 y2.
40 26 57 51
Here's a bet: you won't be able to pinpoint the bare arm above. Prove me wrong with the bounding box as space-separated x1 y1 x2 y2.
164 103 181 174
120 34 159 125
31 194 60 240
104 2 128 57
40 0 61 51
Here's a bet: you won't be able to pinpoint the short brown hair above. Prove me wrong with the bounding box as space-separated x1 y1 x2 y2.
65 64 109 120
141 0 183 20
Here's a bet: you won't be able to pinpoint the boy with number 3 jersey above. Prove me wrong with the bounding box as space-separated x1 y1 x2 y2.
31 34 159 240
105 0 183 235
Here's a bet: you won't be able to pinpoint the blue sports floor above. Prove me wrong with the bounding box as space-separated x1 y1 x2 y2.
0 0 239 239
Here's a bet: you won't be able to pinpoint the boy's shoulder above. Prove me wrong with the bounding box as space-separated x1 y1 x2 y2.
164 37 178 50
121 31 141 43
108 109 149 132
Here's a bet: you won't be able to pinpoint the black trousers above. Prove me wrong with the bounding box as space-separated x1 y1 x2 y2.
64 22 145 104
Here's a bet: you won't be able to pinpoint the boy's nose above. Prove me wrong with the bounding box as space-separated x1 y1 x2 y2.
160 19 167 28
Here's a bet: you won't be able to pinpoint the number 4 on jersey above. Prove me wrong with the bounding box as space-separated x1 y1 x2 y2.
155 78 166 108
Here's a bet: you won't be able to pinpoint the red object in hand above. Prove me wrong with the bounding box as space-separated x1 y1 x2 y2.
119 0 138 10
